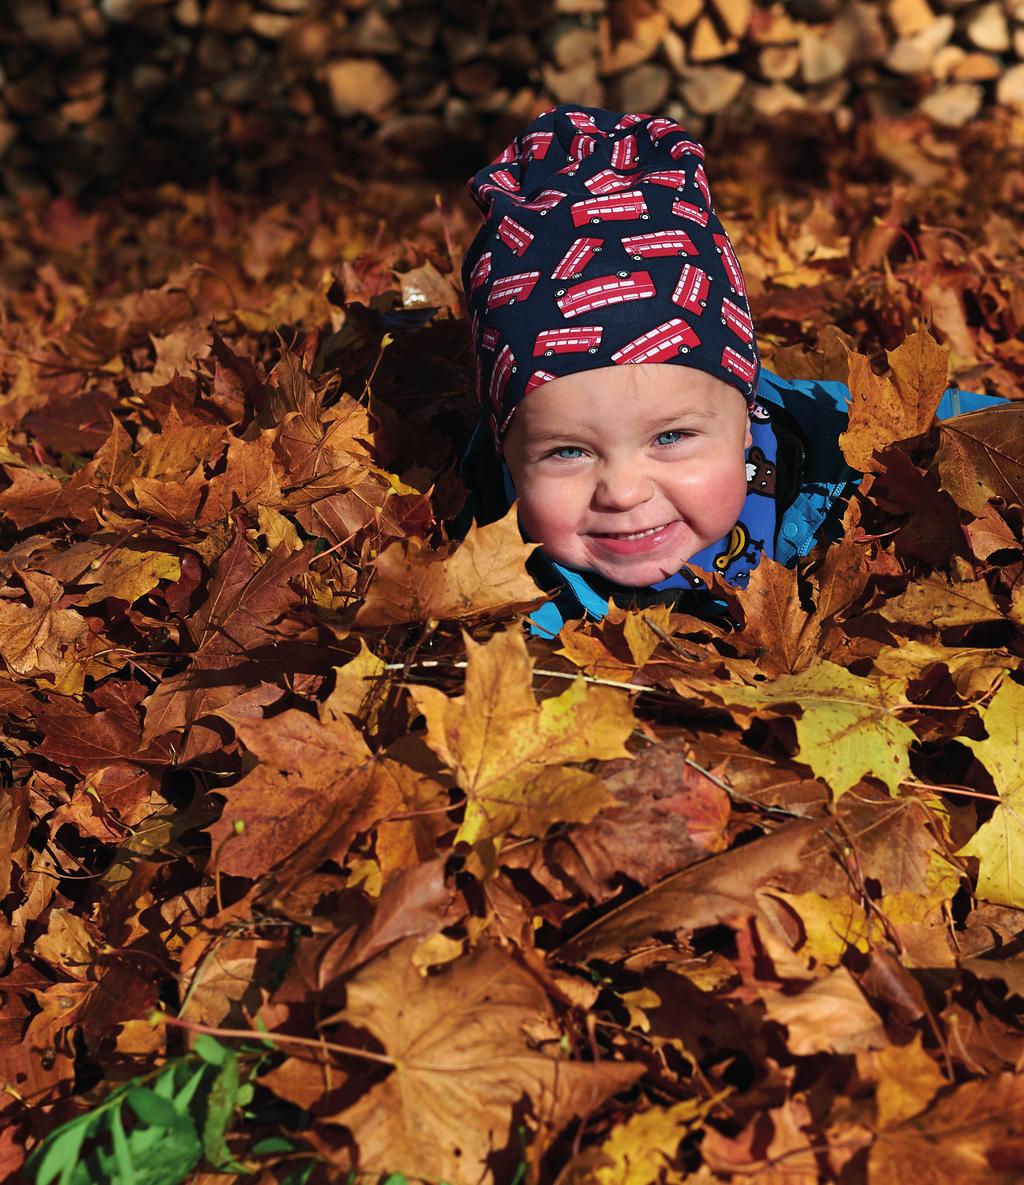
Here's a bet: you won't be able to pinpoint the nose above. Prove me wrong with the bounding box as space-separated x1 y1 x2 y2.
592 460 654 511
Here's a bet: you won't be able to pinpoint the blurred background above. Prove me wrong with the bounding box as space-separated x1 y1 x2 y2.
4 0 1024 198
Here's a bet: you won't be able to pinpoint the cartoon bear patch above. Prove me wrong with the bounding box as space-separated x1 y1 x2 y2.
745 445 776 496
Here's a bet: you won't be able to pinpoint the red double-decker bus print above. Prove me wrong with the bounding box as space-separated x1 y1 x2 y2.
520 188 566 215
566 134 597 166
647 117 683 142
469 251 492 294
525 369 557 395
533 326 603 356
486 270 540 310
481 325 500 351
614 112 651 130
551 236 603 280
721 297 754 343
722 345 756 384
521 130 553 160
570 190 650 227
612 318 701 365
555 270 656 318
585 168 642 195
672 264 710 314
640 169 688 191
565 110 601 135
694 163 712 208
672 199 709 227
490 344 517 414
497 215 534 256
490 143 517 165
669 136 706 161
622 230 697 260
713 233 746 295
610 133 639 170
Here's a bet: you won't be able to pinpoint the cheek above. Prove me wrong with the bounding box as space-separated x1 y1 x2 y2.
515 476 585 545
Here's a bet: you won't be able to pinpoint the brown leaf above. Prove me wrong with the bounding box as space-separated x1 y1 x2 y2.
558 819 826 961
206 709 380 880
0 570 89 680
934 404 1024 516
760 966 887 1054
326 939 642 1185
356 506 545 626
840 329 950 472
869 1072 1024 1184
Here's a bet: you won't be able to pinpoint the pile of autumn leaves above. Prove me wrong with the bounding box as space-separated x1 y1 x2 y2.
0 143 1023 1185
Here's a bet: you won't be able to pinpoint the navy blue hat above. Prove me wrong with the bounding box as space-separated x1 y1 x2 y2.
462 105 760 440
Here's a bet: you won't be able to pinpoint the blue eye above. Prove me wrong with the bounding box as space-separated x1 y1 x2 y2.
655 430 687 446
551 446 585 460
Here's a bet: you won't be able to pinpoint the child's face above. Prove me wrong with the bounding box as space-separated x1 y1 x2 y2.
502 364 752 587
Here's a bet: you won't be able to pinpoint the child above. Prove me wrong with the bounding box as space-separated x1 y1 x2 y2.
458 105 1004 636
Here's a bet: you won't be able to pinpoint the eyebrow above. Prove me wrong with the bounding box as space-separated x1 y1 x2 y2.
524 408 719 445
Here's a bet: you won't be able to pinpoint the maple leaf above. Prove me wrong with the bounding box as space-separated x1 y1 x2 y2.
759 966 887 1055
957 679 1024 907
325 939 642 1185
586 1097 713 1185
41 533 181 606
205 709 386 880
860 1033 947 1128
0 570 89 681
878 573 1003 630
410 628 635 847
868 1072 1024 1184
356 506 545 626
706 661 916 798
933 404 1024 516
840 328 950 472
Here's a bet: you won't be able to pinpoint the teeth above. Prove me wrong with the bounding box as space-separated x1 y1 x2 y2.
606 524 665 540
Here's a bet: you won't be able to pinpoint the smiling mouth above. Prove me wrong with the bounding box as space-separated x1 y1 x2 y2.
594 523 671 540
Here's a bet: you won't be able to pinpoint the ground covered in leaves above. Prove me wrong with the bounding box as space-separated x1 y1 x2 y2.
1 112 1024 1185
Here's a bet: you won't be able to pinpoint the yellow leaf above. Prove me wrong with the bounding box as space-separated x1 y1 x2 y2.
766 890 870 967
703 661 916 797
410 628 635 847
866 1034 948 1128
958 679 1024 907
593 1096 711 1185
76 547 181 607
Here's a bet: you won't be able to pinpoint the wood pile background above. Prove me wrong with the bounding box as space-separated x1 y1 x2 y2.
3 0 1024 197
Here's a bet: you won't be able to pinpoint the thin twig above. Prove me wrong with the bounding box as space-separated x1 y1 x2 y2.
157 1014 395 1067
644 616 702 662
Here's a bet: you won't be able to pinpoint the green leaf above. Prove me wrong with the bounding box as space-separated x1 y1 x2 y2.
126 1087 182 1130
110 1106 136 1185
250 1137 296 1155
173 1064 208 1114
193 1034 228 1066
278 1164 318 1185
202 1050 240 1168
151 1065 180 1100
382 1176 409 1185
29 1118 90 1185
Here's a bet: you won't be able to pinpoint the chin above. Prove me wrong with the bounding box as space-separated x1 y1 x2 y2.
588 556 689 587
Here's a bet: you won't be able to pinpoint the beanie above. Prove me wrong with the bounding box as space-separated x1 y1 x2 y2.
462 105 759 441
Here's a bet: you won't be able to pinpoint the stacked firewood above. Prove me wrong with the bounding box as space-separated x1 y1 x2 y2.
3 0 1024 196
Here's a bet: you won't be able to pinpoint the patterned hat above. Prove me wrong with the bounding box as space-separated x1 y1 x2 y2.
462 104 759 440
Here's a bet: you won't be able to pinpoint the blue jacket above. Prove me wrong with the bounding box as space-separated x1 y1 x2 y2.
458 367 1006 637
